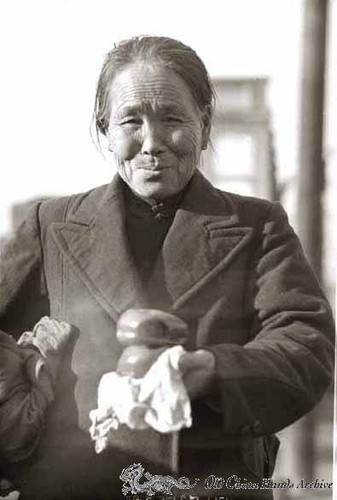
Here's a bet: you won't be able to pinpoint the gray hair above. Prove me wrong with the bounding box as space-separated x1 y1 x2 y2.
94 35 215 137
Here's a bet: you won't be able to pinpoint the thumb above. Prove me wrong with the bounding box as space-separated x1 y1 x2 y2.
178 349 214 374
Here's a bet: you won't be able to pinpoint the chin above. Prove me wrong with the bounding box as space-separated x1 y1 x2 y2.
128 167 193 200
137 187 171 200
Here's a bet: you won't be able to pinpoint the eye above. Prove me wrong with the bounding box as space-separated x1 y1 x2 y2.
120 117 142 126
164 116 183 124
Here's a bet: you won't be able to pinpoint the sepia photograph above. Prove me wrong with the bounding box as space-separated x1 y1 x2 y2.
0 1 336 499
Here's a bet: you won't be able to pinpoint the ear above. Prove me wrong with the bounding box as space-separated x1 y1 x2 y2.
106 129 115 152
201 105 212 150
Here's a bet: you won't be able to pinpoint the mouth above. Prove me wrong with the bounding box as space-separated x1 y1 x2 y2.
139 166 169 172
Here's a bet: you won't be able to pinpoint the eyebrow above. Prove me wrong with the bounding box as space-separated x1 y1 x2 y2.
115 105 140 116
115 103 186 117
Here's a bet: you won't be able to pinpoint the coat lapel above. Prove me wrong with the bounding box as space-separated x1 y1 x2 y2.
51 172 255 320
156 172 255 310
51 177 148 322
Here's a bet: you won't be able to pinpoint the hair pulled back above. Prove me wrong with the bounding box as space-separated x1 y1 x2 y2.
94 35 215 137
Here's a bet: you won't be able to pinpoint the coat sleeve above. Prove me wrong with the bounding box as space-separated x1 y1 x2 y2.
206 202 335 437
0 202 49 338
0 203 51 462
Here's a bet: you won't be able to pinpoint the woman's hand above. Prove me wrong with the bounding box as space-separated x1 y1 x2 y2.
178 349 216 400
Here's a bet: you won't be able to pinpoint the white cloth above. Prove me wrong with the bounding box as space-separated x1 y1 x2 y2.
89 345 191 454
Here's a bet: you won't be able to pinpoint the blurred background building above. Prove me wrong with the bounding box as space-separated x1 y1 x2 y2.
0 1 336 498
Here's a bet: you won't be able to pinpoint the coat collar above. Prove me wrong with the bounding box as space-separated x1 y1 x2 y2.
51 172 254 321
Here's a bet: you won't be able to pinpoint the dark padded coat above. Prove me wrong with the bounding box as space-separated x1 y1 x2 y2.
0 171 334 499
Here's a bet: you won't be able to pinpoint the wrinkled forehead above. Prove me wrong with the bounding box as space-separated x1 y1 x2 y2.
108 63 199 117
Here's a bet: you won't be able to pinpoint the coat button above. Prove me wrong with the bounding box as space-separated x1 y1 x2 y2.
253 420 262 434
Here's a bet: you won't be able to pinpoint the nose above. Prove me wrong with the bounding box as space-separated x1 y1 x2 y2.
141 122 166 156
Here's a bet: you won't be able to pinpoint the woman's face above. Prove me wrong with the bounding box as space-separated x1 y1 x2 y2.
107 63 209 200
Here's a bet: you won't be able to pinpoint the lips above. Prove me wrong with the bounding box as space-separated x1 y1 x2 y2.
139 165 169 171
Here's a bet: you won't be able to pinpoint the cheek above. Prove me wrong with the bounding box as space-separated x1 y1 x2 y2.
171 127 201 159
110 130 141 161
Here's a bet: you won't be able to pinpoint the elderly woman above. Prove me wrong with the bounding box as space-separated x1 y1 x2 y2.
0 36 334 500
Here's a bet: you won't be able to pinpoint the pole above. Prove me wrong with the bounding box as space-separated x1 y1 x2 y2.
297 0 329 480
298 0 328 279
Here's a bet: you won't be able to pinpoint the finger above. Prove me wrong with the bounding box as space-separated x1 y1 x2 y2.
178 352 198 374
